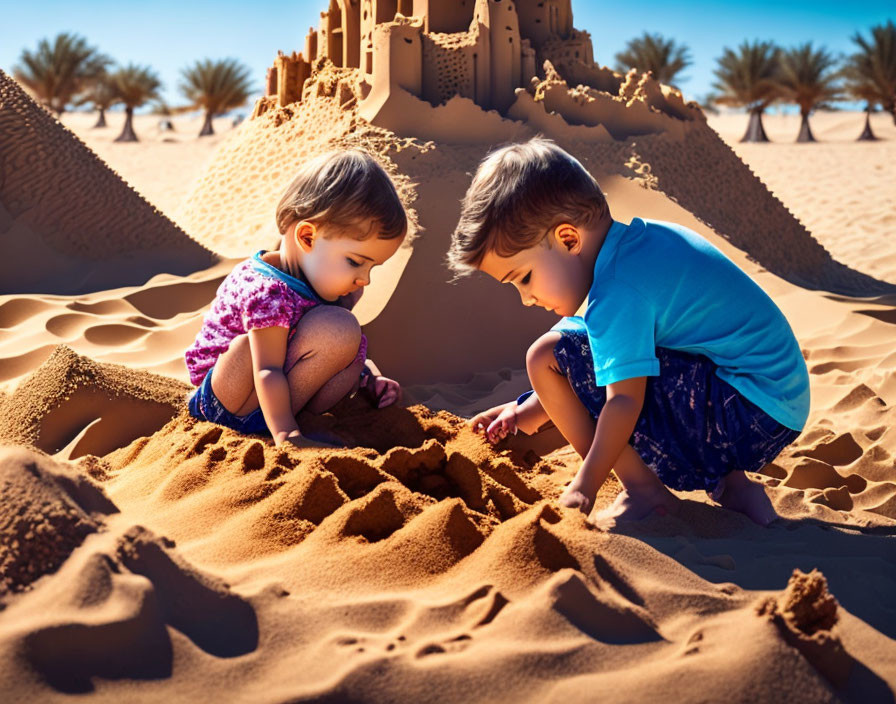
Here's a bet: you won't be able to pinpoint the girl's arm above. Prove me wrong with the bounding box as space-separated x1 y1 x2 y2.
247 326 301 445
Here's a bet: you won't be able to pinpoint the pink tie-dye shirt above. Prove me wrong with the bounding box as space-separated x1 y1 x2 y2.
185 253 367 386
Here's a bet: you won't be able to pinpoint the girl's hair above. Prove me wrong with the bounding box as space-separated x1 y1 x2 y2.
276 149 407 240
448 137 608 275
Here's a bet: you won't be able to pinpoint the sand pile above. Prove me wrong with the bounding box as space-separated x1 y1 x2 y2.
0 394 882 701
757 569 852 687
0 445 113 594
99 396 561 577
0 345 190 458
0 69 217 295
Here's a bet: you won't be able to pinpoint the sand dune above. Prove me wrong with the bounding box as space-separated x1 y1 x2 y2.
1 21 895 703
0 69 217 295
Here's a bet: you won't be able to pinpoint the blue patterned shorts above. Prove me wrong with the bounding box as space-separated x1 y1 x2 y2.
188 367 269 436
536 331 800 492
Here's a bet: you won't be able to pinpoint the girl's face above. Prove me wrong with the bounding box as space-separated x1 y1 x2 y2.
296 221 403 302
478 227 593 318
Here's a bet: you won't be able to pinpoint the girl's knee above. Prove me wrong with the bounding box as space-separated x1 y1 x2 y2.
295 306 361 356
526 332 562 377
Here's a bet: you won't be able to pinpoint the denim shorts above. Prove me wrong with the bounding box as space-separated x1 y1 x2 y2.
187 367 270 436
528 331 800 493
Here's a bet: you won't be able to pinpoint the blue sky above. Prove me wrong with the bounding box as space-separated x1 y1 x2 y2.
1 0 892 112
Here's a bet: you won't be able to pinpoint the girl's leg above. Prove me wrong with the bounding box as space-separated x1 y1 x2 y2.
211 306 362 417
526 332 678 518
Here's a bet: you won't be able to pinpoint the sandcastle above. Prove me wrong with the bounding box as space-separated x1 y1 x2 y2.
252 0 700 134
177 0 893 387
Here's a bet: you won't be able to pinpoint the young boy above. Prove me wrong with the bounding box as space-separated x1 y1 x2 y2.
448 138 809 526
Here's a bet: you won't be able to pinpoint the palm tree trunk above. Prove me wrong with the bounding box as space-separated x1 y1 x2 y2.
115 106 139 142
857 109 877 141
796 110 815 143
199 111 214 137
740 108 770 142
93 107 106 128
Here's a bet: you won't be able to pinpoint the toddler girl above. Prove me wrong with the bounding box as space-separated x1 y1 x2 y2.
185 150 407 448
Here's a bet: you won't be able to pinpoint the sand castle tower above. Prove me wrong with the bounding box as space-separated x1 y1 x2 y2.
255 0 591 119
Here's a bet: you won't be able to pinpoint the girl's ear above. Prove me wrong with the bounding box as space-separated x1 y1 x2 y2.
294 221 317 252
553 223 582 254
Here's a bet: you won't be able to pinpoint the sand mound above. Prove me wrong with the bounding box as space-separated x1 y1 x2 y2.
757 569 852 687
100 396 559 576
0 345 190 457
0 350 892 699
0 69 217 294
0 522 257 694
0 445 115 594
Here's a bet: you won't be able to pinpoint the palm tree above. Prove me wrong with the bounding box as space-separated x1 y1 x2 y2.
614 33 692 87
713 40 782 142
842 20 896 140
179 58 254 136
109 64 162 142
777 43 842 142
12 33 110 114
79 71 119 128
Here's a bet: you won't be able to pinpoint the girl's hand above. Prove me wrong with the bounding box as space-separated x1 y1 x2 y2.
367 374 401 408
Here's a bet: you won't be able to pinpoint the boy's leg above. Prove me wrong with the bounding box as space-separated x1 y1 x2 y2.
211 306 362 417
526 332 678 517
715 470 779 526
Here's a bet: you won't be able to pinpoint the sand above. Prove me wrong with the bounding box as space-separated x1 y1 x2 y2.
1 61 895 703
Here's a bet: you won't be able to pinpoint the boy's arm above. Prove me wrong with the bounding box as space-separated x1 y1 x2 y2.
561 376 646 509
515 392 550 434
247 326 301 445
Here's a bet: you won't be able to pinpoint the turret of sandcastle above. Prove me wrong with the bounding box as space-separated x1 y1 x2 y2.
252 0 627 121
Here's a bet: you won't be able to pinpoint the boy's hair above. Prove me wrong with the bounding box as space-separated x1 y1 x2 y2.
448 137 609 274
276 149 407 240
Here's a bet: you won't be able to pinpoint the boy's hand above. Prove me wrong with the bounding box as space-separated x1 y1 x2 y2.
558 482 594 514
366 374 401 408
470 402 517 443
485 405 518 443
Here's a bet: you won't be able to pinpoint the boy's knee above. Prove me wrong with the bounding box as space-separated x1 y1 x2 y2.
526 332 561 377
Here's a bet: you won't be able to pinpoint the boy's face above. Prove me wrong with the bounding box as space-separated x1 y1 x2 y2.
296 220 403 302
478 225 593 317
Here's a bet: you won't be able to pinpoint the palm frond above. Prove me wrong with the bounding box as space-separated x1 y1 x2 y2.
614 32 692 86
179 58 254 114
110 64 162 109
12 32 111 112
712 40 783 110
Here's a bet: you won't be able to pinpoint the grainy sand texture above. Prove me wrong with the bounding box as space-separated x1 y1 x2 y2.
1 5 895 701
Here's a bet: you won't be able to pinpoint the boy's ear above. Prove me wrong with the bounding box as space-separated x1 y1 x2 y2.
294 221 317 252
553 223 582 254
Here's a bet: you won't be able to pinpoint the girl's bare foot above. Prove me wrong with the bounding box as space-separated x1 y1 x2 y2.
715 472 779 526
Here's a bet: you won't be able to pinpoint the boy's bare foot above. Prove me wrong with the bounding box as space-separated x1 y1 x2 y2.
591 486 680 524
715 472 779 526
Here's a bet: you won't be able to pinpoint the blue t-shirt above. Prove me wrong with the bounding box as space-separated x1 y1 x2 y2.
556 217 810 431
